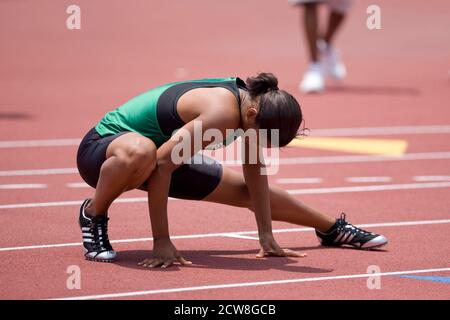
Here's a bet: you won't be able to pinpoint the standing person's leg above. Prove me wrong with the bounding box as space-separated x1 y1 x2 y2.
203 167 388 249
318 0 352 80
299 1 325 93
324 10 346 45
303 3 320 62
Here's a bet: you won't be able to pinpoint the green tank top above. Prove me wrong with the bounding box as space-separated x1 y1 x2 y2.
95 77 245 148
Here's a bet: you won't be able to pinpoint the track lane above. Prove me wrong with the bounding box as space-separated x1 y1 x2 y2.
1 0 450 301
1 223 449 300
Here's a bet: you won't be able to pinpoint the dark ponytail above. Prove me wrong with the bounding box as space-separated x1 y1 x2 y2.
245 72 302 147
246 72 279 98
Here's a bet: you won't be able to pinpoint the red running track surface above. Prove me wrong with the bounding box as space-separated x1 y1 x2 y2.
0 0 450 299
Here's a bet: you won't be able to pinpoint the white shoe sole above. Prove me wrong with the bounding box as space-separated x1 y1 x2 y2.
84 248 117 263
85 256 116 263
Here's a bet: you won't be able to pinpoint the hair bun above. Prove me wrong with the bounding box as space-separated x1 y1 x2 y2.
246 72 279 97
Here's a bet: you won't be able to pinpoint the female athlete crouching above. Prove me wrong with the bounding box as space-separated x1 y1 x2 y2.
76 73 387 267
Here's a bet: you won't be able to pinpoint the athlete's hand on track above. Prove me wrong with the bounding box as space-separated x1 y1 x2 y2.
257 235 307 258
138 238 192 268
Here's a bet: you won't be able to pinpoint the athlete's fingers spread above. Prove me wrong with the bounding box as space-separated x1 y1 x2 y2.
177 256 192 265
257 249 282 257
148 259 164 268
143 259 156 267
282 248 307 258
138 258 153 267
256 248 306 258
269 250 284 257
161 260 173 269
256 249 265 258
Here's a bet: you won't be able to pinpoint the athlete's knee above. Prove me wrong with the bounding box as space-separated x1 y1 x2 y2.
129 142 156 170
117 140 156 173
119 142 156 191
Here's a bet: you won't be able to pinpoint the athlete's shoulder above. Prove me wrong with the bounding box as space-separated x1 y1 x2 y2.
186 77 238 83
157 76 245 87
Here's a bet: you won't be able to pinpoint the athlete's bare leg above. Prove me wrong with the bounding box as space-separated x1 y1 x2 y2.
204 167 335 232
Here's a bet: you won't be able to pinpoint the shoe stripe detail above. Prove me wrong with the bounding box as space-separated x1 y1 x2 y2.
341 233 351 244
334 233 346 243
345 234 355 243
81 199 92 221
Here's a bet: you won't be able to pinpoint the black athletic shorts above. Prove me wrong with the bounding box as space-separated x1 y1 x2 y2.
76 127 223 200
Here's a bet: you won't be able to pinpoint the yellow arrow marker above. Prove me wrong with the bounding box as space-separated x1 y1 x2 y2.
288 137 408 157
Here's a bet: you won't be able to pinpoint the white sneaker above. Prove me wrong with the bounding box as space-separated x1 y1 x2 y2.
318 39 347 81
299 62 325 93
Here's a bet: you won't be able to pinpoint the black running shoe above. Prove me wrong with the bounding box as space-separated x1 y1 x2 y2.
79 199 117 262
316 213 388 249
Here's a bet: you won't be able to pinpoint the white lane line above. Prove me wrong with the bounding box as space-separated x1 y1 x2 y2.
221 234 260 241
0 197 147 210
413 175 450 182
287 181 450 195
276 152 450 165
0 196 178 210
1 152 450 177
1 218 449 252
311 125 450 137
2 181 450 210
345 177 393 183
0 168 78 177
276 178 323 184
0 139 81 148
0 184 47 190
269 219 450 234
0 200 92 209
223 152 450 166
50 267 450 300
66 182 90 188
2 125 450 149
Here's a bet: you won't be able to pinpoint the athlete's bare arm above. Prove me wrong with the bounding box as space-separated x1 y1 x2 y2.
139 88 240 268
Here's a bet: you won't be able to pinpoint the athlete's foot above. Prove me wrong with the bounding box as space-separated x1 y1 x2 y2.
317 39 347 81
315 213 388 250
79 199 117 262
